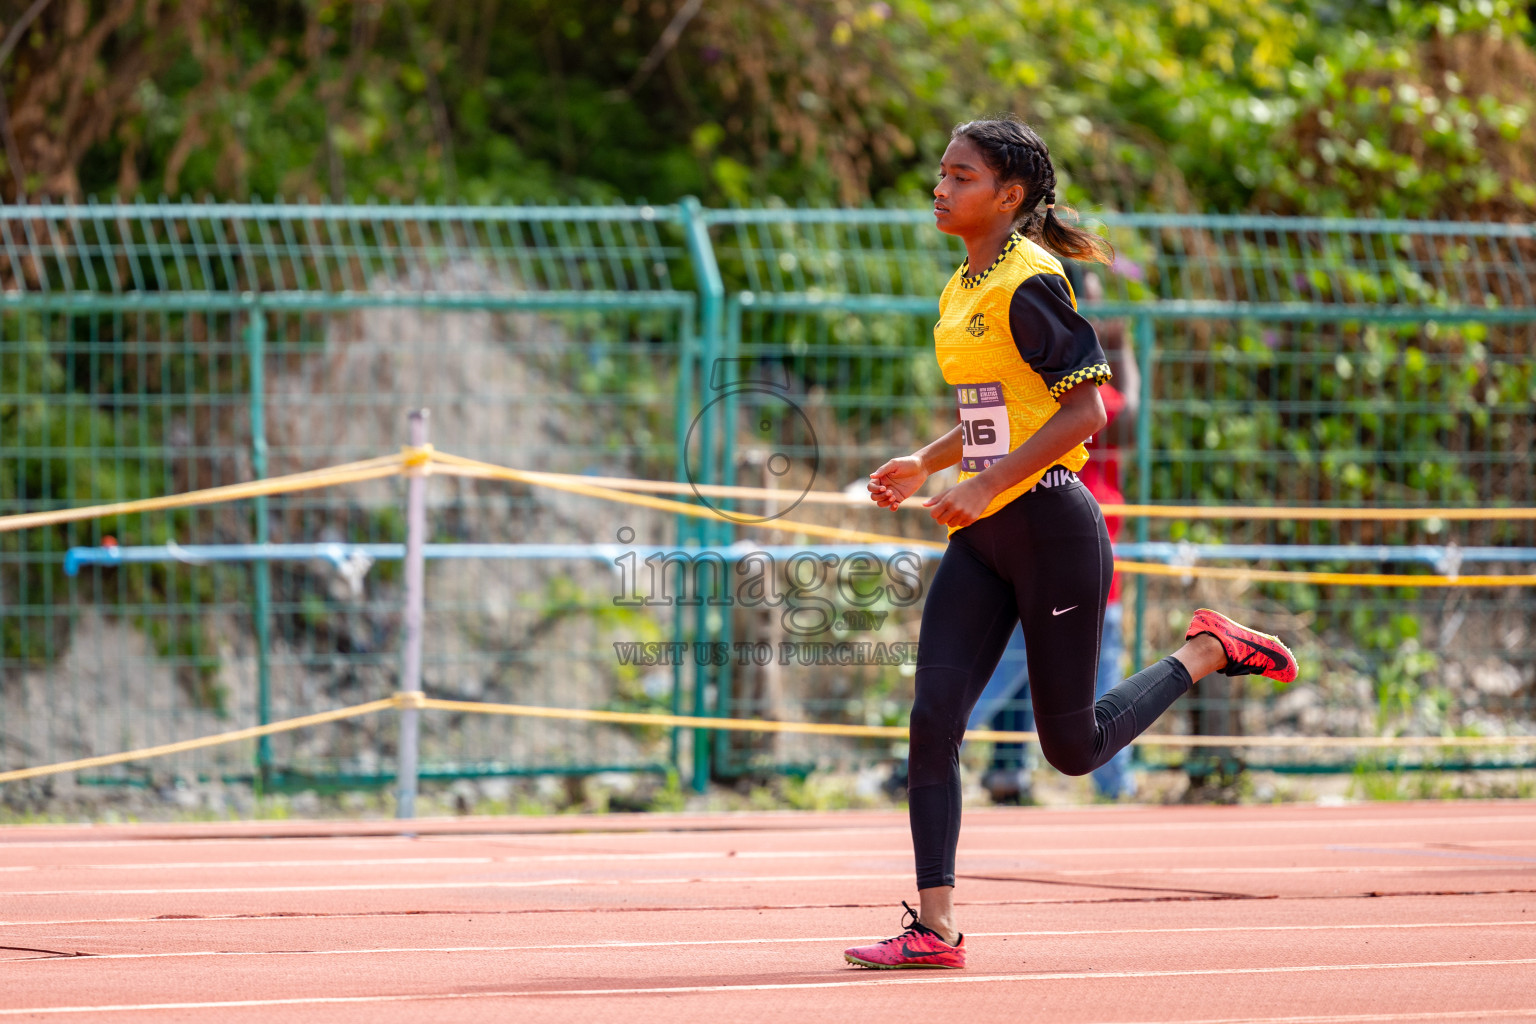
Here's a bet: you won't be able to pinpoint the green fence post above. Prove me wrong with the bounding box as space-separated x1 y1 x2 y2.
713 296 742 775
680 196 724 793
1132 316 1154 676
668 310 698 778
245 306 273 791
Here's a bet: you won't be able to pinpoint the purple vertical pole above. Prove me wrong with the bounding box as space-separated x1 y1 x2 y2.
396 409 429 819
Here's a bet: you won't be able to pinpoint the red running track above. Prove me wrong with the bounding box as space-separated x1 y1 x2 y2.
2 801 1534 1023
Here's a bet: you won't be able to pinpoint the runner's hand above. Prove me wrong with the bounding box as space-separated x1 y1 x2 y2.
868 456 927 510
922 477 996 529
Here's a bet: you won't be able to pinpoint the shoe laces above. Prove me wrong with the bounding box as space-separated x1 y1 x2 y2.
878 900 934 947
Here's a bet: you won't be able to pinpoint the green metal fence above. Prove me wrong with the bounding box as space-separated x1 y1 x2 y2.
2 201 1534 801
696 209 1536 782
0 202 703 793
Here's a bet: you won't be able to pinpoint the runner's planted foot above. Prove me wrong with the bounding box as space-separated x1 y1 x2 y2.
844 901 966 969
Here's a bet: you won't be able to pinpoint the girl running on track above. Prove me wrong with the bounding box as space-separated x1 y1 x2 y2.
843 117 1297 970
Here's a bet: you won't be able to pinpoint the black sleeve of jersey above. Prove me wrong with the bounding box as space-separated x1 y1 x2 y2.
1008 273 1112 399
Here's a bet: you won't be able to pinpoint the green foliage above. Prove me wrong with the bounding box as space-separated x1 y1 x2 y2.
1153 322 1520 542
640 769 686 812
1371 639 1442 731
1350 766 1452 801
26 1 1532 218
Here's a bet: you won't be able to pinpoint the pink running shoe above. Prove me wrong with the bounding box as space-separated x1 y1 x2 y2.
844 901 965 969
1186 608 1297 684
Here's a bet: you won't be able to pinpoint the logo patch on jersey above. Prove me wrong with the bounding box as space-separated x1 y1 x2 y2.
966 313 987 337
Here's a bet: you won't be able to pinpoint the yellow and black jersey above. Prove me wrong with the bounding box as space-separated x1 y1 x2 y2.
933 231 1111 532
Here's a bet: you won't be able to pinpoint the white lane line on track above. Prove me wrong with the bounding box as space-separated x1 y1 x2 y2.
1331 846 1536 863
4 813 1535 849
674 816 1536 839
1049 864 1528 876
84 857 500 870
13 919 1536 963
5 958 1535 1014
2 901 1516 929
1086 1012 1536 1024
0 872 916 897
4 862 1527 897
4 840 1531 873
8 889 1535 928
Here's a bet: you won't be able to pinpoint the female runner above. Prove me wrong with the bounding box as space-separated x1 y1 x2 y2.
843 117 1297 970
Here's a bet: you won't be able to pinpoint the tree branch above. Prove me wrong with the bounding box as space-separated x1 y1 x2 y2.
0 0 58 199
619 0 703 98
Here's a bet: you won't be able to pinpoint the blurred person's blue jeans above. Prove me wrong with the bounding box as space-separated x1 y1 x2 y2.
968 601 1135 799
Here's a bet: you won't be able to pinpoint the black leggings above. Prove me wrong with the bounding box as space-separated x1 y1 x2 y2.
908 470 1192 890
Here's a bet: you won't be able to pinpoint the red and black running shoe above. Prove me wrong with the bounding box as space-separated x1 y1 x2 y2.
1186 608 1297 684
844 901 965 969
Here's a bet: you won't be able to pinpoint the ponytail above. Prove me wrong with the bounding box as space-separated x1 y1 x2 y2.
952 117 1114 266
1036 203 1113 265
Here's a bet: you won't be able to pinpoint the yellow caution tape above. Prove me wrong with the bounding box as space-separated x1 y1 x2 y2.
0 454 407 533
1 447 1532 587
434 462 1536 522
5 694 1533 786
0 699 399 784
1104 503 1536 522
429 451 940 549
416 698 1536 749
419 696 916 740
1112 560 1536 588
401 443 435 472
433 454 1532 587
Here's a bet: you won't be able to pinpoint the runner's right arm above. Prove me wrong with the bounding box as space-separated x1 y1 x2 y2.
867 424 962 510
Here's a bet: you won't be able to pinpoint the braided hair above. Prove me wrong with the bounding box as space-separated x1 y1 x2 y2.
952 117 1113 265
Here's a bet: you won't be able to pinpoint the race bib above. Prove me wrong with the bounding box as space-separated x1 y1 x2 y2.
957 382 1010 472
